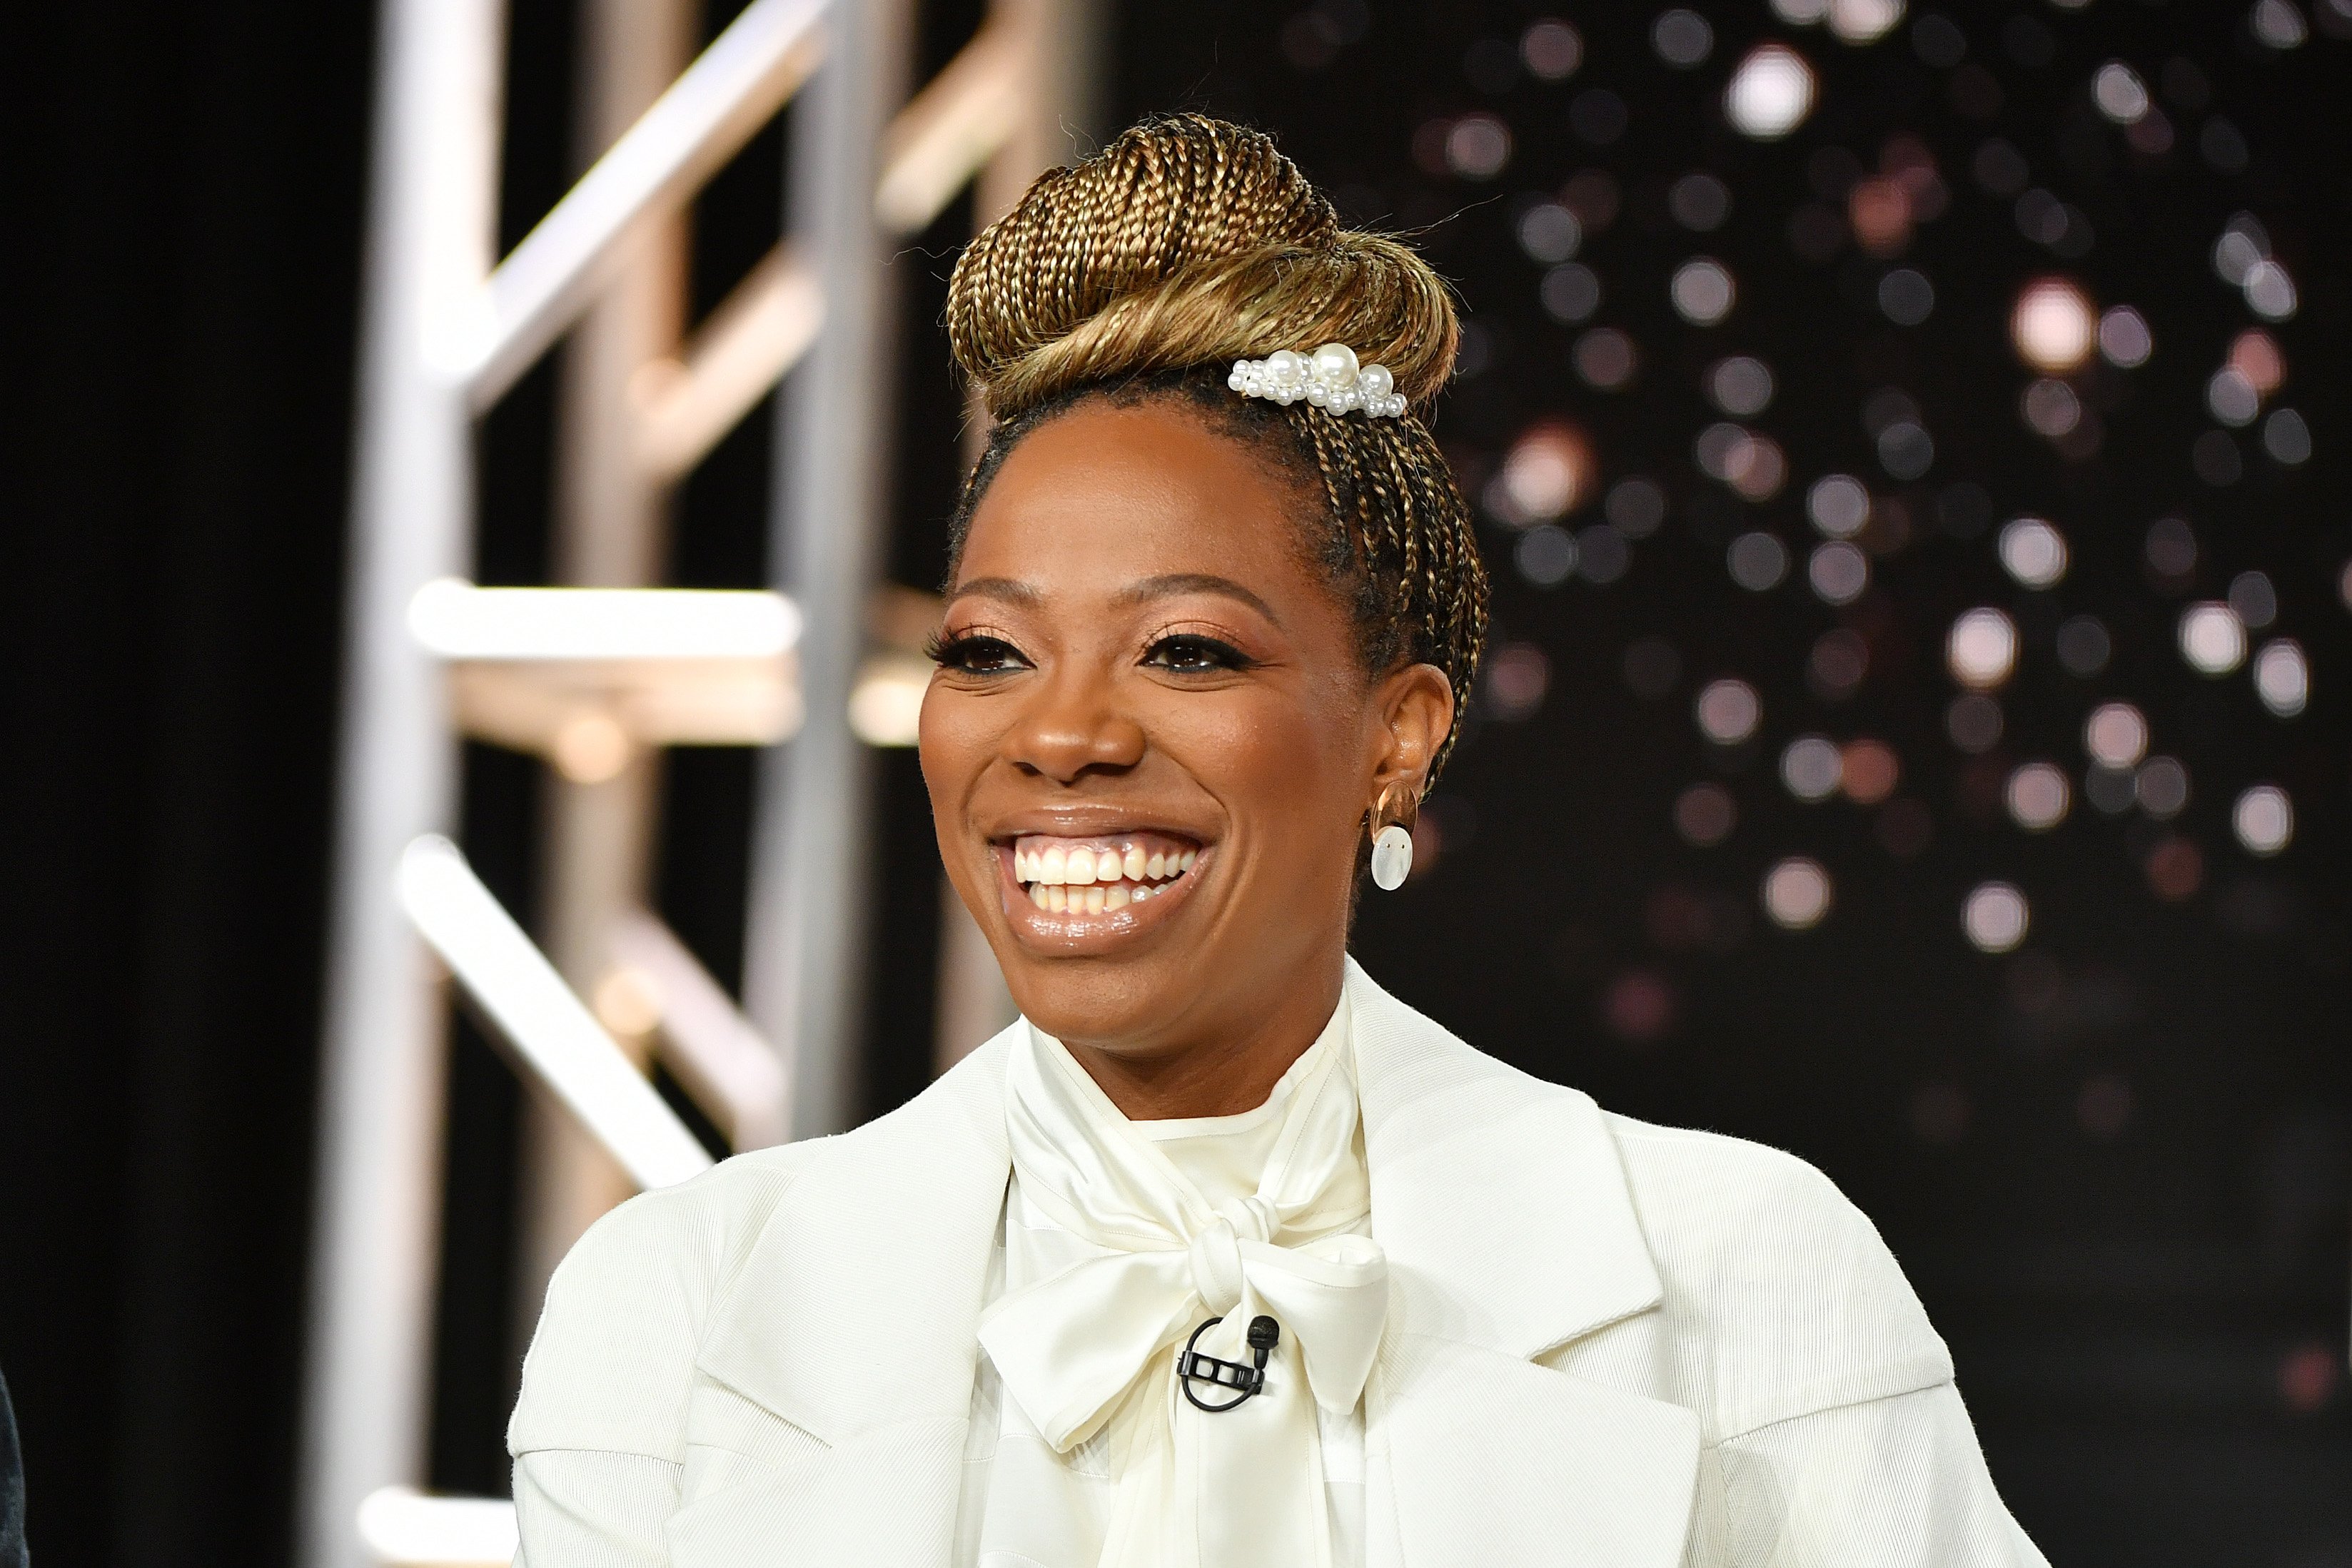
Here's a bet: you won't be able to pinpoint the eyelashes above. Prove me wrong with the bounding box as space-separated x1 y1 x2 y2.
924 627 1258 677
1141 632 1254 674
925 629 1031 674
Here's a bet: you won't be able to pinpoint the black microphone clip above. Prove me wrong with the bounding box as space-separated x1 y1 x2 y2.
1178 1314 1280 1412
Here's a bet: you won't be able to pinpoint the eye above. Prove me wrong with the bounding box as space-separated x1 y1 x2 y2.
1143 632 1253 675
927 631 1031 675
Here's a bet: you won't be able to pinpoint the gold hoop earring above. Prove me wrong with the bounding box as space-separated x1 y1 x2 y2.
1367 781 1420 891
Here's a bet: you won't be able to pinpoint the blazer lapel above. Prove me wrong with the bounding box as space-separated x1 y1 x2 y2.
680 1027 1018 1568
1347 961 1703 1568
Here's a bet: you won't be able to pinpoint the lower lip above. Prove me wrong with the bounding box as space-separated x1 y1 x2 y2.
994 844 1206 951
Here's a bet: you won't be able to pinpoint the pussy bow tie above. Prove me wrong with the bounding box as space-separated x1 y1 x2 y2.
979 1193 1389 1451
979 1021 1388 1568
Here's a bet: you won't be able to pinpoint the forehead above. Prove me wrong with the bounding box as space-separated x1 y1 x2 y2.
955 400 1322 604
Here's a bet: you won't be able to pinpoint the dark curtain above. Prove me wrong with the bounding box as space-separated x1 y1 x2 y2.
0 4 374 1563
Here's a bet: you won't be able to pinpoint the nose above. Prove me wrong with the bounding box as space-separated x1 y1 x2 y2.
1005 665 1146 784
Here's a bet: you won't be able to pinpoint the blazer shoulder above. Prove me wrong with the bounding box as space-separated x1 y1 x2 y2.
506 1141 818 1460
1598 1113 1954 1441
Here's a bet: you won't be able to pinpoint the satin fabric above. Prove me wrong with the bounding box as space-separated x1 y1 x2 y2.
508 958 2051 1568
973 1006 1388 1568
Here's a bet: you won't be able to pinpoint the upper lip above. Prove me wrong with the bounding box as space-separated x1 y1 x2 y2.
981 808 1212 845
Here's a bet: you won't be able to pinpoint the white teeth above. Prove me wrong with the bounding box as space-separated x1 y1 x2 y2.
1104 884 1130 911
1015 839 1202 892
1084 886 1105 914
1047 885 1067 913
1131 885 1151 901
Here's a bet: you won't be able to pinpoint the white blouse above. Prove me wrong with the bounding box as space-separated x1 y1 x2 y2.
955 1007 1378 1567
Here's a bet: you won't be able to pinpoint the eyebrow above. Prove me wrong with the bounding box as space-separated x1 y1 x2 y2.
1112 573 1282 625
942 577 1042 609
944 572 1282 625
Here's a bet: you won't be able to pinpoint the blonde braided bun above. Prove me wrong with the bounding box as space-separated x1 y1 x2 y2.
946 114 1488 774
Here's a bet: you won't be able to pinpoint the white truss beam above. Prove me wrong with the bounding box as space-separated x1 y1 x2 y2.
399 838 714 1192
441 0 828 408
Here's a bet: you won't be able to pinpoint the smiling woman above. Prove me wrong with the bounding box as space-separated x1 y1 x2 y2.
505 116 2045 1568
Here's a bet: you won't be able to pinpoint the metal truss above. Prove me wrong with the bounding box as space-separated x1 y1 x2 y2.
303 1 1099 1563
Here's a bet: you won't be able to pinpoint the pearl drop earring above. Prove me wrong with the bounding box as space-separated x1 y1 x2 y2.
1368 782 1420 891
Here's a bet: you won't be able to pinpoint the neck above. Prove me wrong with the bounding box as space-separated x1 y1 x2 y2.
1060 959 1346 1120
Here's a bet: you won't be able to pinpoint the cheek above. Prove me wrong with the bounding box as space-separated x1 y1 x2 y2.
1150 684 1363 825
916 682 989 811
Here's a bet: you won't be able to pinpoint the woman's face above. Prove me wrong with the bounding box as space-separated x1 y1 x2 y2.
919 399 1452 1103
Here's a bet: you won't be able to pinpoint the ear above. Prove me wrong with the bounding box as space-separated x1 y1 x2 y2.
1367 662 1456 806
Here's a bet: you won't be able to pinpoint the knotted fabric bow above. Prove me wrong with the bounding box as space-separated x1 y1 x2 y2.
979 1016 1388 1568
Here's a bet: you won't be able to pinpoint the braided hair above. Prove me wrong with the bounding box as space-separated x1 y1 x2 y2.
944 114 1490 776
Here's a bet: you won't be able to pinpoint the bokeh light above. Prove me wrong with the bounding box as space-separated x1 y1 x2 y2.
1780 735 1844 801
2055 615 2111 677
1515 202 1582 263
2091 61 2149 123
1724 43 1816 140
2178 602 2248 675
1483 642 1550 722
1673 782 1737 845
1827 0 1905 44
1808 540 1869 605
1651 8 1712 66
1573 327 1637 388
2264 408 2312 463
2233 784 2293 856
1444 114 1512 178
1762 856 1833 929
1807 474 1870 537
2010 278 2096 373
2004 763 2071 831
1669 173 1730 231
2144 836 2204 901
1727 531 1789 591
2136 757 2190 819
1839 739 1899 804
2228 570 2278 628
2253 639 2308 717
1963 882 2030 954
1670 258 1735 324
1695 677 1762 745
1947 692 2003 754
1491 420 1595 523
1706 355 1775 416
1947 607 2018 689
1998 517 2068 587
1520 18 1583 79
1809 628 1869 700
2096 305 2153 367
1515 525 1576 587
2084 702 2149 769
2020 378 2083 438
1605 477 1667 537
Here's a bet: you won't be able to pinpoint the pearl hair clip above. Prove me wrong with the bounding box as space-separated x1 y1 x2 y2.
1228 342 1405 418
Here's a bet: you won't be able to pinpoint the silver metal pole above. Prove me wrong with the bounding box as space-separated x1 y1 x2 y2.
515 0 697 1362
300 0 504 1563
745 0 913 1139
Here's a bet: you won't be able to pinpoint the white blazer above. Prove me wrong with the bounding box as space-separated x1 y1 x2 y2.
510 961 2046 1567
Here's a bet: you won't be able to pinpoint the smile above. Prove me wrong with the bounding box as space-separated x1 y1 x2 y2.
1010 832 1200 914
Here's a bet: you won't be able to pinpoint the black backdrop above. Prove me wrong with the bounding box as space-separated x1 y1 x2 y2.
3 2 2347 1565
